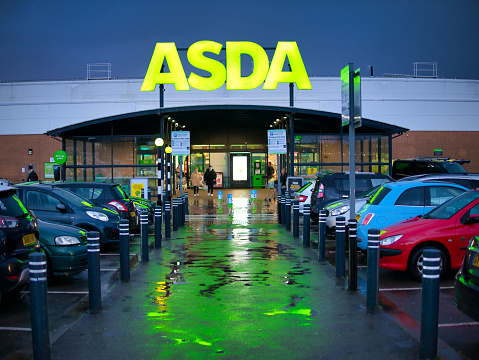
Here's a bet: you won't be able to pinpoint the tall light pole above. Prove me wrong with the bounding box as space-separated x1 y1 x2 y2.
155 137 164 206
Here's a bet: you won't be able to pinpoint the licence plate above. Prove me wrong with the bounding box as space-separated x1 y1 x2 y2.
473 254 479 268
22 233 36 246
130 212 136 217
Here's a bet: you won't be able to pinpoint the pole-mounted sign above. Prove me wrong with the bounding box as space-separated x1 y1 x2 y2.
341 64 361 128
171 131 190 156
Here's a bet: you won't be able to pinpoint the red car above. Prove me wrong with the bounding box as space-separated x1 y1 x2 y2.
379 190 479 280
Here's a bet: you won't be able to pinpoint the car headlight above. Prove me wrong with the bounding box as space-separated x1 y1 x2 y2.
86 211 109 222
330 205 350 216
380 234 403 246
55 236 81 245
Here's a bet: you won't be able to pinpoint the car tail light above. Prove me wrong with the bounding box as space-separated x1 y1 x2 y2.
317 184 324 199
107 201 128 211
0 216 19 229
361 213 375 226
299 195 307 202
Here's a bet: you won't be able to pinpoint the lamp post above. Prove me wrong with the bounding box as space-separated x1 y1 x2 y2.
155 137 164 207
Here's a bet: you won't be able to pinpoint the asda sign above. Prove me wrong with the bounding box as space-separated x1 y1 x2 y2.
141 41 312 91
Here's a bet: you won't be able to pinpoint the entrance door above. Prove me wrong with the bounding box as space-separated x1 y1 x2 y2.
230 153 250 188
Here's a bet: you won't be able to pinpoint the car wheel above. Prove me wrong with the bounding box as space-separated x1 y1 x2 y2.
409 246 449 281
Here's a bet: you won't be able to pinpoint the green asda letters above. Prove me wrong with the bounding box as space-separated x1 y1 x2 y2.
141 41 312 91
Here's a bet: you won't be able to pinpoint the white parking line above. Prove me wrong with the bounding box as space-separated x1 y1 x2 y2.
0 327 31 331
47 291 89 295
100 254 120 256
379 286 454 291
438 322 479 328
100 269 118 272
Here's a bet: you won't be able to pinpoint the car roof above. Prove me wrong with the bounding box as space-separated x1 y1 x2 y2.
398 174 479 181
383 180 468 190
0 184 17 194
53 182 117 188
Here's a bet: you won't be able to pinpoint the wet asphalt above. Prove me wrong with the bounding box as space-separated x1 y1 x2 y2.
49 190 430 359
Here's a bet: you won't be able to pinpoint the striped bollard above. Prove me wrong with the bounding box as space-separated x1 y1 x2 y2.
181 195 186 225
277 195 282 224
184 192 189 215
29 252 51 359
165 201 171 238
172 199 178 231
119 219 130 281
292 200 299 237
366 228 380 310
281 195 286 225
420 249 441 360
141 211 149 262
318 210 327 260
285 197 291 231
154 206 162 248
335 216 346 278
87 231 102 312
302 204 311 247
348 219 358 291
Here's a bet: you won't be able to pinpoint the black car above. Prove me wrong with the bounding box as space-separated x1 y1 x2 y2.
0 185 40 303
52 182 138 231
15 184 120 246
454 235 479 322
397 173 479 190
310 172 393 222
392 157 469 180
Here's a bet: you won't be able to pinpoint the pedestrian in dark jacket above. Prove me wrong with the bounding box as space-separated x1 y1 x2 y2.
203 165 217 196
27 169 38 182
280 168 287 195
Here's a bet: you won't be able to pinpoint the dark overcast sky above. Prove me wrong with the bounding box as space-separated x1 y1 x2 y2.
1 0 478 82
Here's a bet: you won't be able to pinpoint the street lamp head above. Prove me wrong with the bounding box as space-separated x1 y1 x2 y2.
155 138 164 147
165 146 172 154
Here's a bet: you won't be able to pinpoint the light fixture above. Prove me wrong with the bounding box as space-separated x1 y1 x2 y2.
165 146 172 154
155 138 164 147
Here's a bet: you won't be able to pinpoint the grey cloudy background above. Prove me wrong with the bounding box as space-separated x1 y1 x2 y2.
1 0 478 82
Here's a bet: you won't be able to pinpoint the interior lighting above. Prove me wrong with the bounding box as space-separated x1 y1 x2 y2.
155 138 164 147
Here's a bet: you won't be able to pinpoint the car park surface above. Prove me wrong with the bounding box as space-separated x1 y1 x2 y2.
0 185 39 303
37 219 88 278
356 181 468 251
310 172 393 222
15 184 120 246
379 190 479 280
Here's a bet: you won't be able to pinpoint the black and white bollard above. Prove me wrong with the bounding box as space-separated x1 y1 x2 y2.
366 228 380 310
165 200 171 238
29 252 51 359
277 195 282 224
285 196 292 231
335 216 346 278
348 219 358 291
119 219 130 281
292 200 299 237
318 210 327 260
184 192 189 215
87 231 101 312
140 210 149 262
181 195 186 225
420 249 441 360
154 205 162 248
281 195 286 225
302 204 311 247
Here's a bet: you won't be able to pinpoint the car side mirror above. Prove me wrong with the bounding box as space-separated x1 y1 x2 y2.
465 214 479 224
56 203 67 213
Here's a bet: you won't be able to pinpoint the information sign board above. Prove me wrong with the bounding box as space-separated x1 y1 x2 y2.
171 131 190 155
341 65 350 127
267 129 287 154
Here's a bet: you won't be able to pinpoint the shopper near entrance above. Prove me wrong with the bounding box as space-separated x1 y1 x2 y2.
204 165 217 196
280 168 287 195
267 162 275 181
190 168 203 196
27 168 38 182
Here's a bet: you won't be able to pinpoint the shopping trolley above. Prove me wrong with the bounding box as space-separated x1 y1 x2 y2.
264 180 277 201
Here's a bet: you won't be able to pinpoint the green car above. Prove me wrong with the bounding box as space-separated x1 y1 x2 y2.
37 218 88 278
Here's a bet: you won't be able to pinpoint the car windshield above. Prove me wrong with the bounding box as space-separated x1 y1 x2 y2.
425 191 479 219
442 162 467 174
0 193 29 218
53 188 94 208
358 185 381 198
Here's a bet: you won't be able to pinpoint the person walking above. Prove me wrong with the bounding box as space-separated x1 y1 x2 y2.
203 165 217 197
27 168 38 182
190 168 203 196
280 168 287 195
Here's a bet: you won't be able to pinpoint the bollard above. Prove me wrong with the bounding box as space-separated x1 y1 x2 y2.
172 199 178 231
87 231 102 312
366 228 380 310
119 219 130 281
218 191 223 202
277 195 282 224
285 197 292 231
165 200 171 238
29 252 51 359
141 211 149 262
184 192 189 215
420 249 441 360
302 204 311 247
348 219 358 291
227 194 233 216
292 200 299 237
181 195 186 225
281 195 286 225
335 216 346 278
154 206 162 248
318 210 327 260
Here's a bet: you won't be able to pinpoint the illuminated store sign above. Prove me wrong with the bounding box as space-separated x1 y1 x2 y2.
141 41 312 91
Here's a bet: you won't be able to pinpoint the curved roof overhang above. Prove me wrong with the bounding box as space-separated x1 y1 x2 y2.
46 104 408 138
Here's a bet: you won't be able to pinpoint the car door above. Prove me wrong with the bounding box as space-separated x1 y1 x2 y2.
454 202 479 266
393 186 426 222
426 186 466 212
24 189 72 225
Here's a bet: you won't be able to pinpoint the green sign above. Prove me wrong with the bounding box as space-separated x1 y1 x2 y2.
54 150 68 164
44 162 55 179
141 41 312 91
